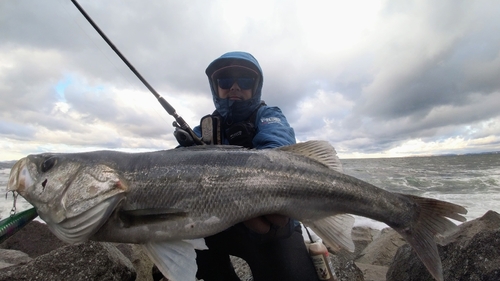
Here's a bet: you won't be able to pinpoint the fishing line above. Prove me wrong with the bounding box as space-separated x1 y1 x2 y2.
304 224 315 243
4 191 17 215
56 1 168 124
70 0 204 145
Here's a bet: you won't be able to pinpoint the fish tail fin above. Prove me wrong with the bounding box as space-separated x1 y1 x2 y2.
394 194 467 281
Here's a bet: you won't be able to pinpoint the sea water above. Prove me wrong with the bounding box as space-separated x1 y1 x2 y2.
342 153 500 228
1 153 499 229
1 167 34 220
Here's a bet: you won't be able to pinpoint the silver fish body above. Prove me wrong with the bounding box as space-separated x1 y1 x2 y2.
7 141 466 281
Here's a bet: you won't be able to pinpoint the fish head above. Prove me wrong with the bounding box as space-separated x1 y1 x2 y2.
7 153 127 243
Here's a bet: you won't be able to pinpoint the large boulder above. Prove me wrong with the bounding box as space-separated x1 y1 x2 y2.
387 210 500 281
356 228 406 267
1 221 155 280
0 241 136 281
346 227 405 281
339 226 380 261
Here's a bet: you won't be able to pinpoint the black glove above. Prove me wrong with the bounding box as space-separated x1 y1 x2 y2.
174 127 195 147
237 218 297 243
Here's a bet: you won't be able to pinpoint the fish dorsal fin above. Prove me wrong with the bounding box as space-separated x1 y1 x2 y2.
278 141 344 173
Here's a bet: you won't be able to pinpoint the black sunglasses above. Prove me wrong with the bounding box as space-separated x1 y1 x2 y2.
217 77 255 90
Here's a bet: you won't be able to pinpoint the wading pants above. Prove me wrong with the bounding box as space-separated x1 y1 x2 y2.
195 223 320 281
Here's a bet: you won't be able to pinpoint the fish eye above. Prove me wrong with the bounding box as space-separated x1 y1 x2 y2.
41 157 57 173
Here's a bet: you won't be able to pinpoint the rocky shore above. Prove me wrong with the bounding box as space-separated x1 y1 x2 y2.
1 211 499 281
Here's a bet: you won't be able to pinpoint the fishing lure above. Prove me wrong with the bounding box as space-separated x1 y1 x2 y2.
0 192 38 244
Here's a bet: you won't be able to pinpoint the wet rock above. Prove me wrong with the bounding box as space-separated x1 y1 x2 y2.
387 210 500 281
0 241 136 281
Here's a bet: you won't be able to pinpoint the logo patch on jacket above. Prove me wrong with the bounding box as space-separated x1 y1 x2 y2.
260 117 282 125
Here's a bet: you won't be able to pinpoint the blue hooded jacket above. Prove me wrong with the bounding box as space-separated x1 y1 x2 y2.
194 51 295 149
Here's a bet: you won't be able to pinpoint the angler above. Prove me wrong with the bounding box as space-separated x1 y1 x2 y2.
174 51 320 281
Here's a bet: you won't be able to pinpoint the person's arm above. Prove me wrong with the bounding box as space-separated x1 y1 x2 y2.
252 106 296 149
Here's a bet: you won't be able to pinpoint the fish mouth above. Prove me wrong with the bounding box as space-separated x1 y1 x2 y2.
7 158 32 194
44 194 124 244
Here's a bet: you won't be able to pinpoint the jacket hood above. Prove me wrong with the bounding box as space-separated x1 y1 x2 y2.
205 51 264 123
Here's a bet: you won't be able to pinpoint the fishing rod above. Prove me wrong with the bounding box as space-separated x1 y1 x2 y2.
71 0 204 145
1 0 204 244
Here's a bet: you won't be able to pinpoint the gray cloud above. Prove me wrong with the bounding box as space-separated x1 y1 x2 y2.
1 0 499 160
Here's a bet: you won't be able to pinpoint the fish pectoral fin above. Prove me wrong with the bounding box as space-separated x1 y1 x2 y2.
185 238 208 250
120 208 186 217
142 239 207 281
305 214 355 252
119 208 188 227
277 141 344 173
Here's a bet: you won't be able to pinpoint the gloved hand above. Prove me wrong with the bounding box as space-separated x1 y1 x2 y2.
174 127 195 147
243 215 295 241
243 215 289 233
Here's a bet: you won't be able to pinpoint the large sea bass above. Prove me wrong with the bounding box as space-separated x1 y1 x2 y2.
8 141 466 281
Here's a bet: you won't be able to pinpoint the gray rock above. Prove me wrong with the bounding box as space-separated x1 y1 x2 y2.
116 243 155 281
355 228 406 266
331 226 385 281
0 241 136 281
387 210 500 281
355 262 388 281
0 262 13 271
339 226 380 261
330 253 365 281
230 256 253 281
0 249 32 265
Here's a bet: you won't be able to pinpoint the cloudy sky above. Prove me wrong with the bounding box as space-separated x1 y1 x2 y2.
1 0 499 161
